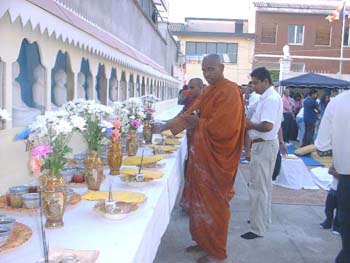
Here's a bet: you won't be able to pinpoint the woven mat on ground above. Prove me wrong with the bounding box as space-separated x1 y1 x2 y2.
238 164 327 206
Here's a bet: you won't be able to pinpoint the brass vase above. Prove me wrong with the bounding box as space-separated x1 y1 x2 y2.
126 130 138 156
143 121 153 144
40 173 66 229
108 140 122 175
85 151 104 191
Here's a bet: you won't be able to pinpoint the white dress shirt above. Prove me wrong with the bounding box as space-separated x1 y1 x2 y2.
248 86 283 141
315 90 350 175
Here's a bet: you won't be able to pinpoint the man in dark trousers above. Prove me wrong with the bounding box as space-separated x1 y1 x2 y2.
302 89 319 146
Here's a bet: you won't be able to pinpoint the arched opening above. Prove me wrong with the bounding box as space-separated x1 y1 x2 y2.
135 75 140 97
51 50 73 107
149 80 154 95
153 81 158 95
141 76 146 96
128 74 134 98
16 39 42 109
120 71 127 101
96 64 107 104
146 78 150 95
79 58 92 100
13 39 42 127
109 68 117 102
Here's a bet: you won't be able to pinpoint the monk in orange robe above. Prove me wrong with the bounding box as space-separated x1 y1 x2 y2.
153 54 245 262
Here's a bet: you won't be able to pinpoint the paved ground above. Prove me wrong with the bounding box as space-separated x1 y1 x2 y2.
154 169 341 263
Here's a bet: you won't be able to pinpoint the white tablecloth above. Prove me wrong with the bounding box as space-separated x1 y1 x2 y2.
0 137 187 263
274 155 319 190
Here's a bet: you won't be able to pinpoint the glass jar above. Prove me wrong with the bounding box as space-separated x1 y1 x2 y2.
9 193 23 208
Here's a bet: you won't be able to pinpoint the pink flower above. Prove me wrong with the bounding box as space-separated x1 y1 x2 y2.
130 119 141 129
31 145 52 158
113 119 121 129
30 156 43 175
111 129 120 141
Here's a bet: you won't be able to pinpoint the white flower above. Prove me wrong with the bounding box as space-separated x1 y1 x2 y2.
70 115 86 131
55 119 73 134
100 120 114 129
0 109 11 120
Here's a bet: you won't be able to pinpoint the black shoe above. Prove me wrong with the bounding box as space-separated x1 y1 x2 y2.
320 219 332 229
240 232 262 240
247 220 250 224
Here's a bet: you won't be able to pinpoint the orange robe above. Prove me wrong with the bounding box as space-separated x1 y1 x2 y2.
168 78 245 259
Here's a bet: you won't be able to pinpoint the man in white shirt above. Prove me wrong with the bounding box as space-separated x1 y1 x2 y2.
241 67 283 240
315 90 350 263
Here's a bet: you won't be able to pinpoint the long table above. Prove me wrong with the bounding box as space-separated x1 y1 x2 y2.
1 106 186 263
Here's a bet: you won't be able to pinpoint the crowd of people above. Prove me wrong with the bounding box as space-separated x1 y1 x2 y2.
151 54 349 263
244 85 339 147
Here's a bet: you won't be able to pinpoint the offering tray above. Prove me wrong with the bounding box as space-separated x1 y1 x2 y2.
0 222 32 253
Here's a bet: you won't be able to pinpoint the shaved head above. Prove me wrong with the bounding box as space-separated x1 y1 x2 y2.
188 78 203 98
203 54 223 65
201 54 224 85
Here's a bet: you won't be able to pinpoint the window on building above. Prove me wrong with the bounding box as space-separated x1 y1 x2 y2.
288 25 304 45
185 42 238 63
235 22 244 33
207 42 217 54
196 42 207 54
344 27 350 46
261 24 277 44
315 27 331 46
291 63 305 72
139 0 158 24
185 42 196 54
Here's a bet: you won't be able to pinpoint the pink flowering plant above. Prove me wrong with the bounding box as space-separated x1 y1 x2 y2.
141 95 158 122
28 110 86 178
123 97 144 132
110 119 121 141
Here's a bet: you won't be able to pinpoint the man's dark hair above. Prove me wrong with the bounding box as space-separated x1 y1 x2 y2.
309 89 318 96
250 67 272 85
294 92 302 100
182 85 188 90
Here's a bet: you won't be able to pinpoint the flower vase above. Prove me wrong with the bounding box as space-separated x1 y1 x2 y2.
108 140 122 175
85 151 104 191
143 121 153 144
127 130 138 156
40 173 66 229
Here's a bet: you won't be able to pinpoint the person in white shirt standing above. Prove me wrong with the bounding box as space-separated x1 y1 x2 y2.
315 89 350 263
241 67 283 240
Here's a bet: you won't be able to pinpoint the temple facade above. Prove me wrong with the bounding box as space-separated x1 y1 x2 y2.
0 0 181 129
0 0 181 190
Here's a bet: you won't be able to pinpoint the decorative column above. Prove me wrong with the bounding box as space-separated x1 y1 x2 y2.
116 68 123 102
279 45 292 81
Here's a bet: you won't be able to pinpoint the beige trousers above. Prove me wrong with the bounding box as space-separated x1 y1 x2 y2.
248 139 279 236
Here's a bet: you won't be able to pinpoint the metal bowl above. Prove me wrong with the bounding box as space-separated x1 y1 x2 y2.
0 226 11 247
0 217 16 231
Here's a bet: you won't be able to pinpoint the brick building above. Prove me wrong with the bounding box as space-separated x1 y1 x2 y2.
253 1 350 81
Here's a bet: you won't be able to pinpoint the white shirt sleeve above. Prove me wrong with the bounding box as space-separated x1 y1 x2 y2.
315 100 333 151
